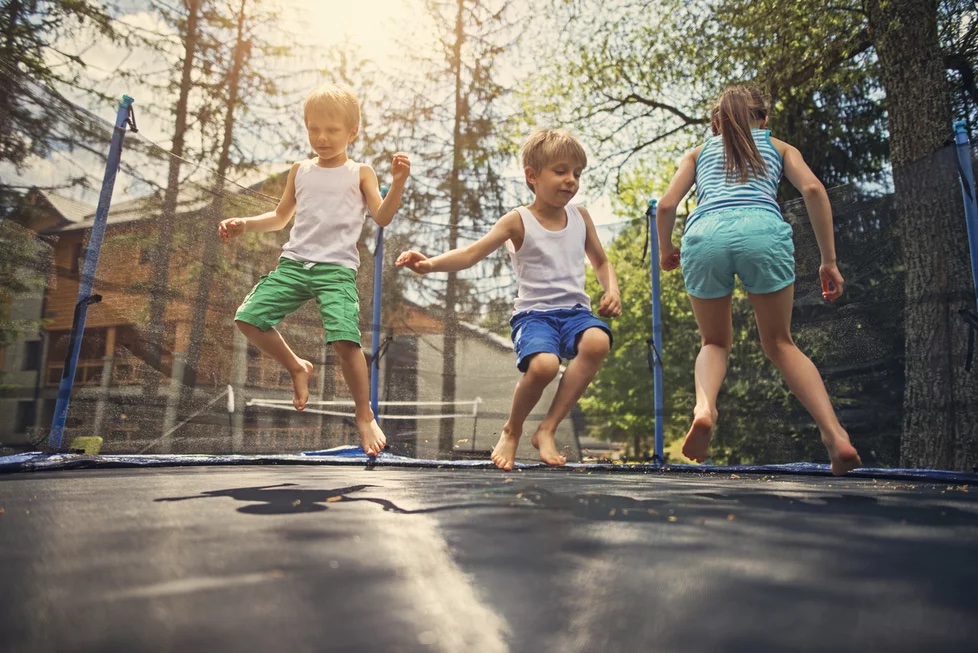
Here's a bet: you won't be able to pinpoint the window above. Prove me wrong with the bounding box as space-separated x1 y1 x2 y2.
22 341 41 371
15 401 36 432
244 405 258 426
70 242 84 276
40 399 56 426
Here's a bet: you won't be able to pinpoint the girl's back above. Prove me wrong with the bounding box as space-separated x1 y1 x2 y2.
688 128 783 229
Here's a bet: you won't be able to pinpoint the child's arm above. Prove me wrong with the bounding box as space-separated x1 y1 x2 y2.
580 206 621 318
362 153 411 227
395 210 522 274
217 163 299 243
218 162 299 241
656 147 699 270
775 139 844 301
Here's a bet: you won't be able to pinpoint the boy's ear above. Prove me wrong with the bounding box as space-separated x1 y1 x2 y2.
524 165 537 187
348 125 360 142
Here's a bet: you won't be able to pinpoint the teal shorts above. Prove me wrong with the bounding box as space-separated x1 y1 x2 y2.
680 207 795 299
235 257 361 345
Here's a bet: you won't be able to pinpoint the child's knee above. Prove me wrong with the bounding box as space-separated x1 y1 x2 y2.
701 338 732 354
578 328 611 360
331 339 360 356
525 353 561 382
759 334 795 362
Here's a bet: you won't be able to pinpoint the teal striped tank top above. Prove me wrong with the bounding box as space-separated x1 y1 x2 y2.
686 128 784 230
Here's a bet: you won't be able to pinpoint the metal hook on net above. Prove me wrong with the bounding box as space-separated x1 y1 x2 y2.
646 337 662 375
126 103 138 133
641 202 654 263
374 335 394 364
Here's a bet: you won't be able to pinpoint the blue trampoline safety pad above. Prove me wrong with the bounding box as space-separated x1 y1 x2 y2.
2 447 977 484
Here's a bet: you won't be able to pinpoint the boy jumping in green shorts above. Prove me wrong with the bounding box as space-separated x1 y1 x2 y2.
219 83 410 455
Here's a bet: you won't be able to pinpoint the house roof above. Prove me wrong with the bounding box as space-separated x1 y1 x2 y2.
36 190 95 224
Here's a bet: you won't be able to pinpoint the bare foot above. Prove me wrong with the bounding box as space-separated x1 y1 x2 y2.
491 427 521 471
290 359 314 410
357 418 387 456
681 408 717 463
531 428 567 467
825 435 862 476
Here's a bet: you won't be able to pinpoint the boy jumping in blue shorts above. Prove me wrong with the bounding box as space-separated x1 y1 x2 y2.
396 129 620 470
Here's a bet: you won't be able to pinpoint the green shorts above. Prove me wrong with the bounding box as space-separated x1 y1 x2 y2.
235 257 361 345
680 207 795 299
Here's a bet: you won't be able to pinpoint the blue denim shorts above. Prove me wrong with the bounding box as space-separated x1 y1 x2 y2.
509 306 612 372
681 207 795 299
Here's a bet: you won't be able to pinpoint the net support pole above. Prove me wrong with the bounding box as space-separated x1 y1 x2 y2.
647 199 665 462
369 186 389 418
953 120 978 313
48 95 135 451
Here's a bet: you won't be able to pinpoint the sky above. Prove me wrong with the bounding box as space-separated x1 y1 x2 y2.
1 0 622 230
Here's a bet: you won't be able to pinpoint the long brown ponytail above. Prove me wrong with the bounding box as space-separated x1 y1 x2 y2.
710 85 769 183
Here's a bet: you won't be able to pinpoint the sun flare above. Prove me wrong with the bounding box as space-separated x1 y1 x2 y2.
285 0 439 63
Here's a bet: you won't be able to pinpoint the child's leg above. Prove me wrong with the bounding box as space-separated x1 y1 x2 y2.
492 353 561 471
236 321 313 410
532 328 610 466
748 285 861 475
332 340 386 456
683 294 734 462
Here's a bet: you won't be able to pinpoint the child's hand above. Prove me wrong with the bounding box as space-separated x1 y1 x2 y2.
218 218 246 242
660 245 680 271
395 250 431 274
820 262 845 301
598 291 622 318
391 152 411 184
659 247 679 272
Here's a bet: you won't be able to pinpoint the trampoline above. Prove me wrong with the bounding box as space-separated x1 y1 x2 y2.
2 455 978 653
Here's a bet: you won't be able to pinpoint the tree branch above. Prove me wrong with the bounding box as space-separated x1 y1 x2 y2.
945 53 978 108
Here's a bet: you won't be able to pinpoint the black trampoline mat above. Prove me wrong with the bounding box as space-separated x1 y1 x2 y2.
1 466 977 653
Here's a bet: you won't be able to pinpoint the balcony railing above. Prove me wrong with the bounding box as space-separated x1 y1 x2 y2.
46 359 103 386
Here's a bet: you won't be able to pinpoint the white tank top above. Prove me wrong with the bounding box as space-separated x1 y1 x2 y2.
506 204 591 313
281 159 366 269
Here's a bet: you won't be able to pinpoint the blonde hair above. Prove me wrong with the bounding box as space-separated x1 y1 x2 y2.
520 129 587 191
303 83 360 129
710 85 769 183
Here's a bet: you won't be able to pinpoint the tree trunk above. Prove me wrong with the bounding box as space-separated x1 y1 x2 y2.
867 0 978 471
144 0 202 400
181 0 248 406
438 0 465 456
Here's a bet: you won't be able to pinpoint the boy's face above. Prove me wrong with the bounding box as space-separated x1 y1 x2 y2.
526 157 583 206
305 113 358 161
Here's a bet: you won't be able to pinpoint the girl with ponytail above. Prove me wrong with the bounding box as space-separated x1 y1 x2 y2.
656 85 861 475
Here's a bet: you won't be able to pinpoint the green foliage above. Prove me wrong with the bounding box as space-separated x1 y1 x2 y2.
0 0 115 169
0 1 111 382
0 209 51 387
531 0 889 190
